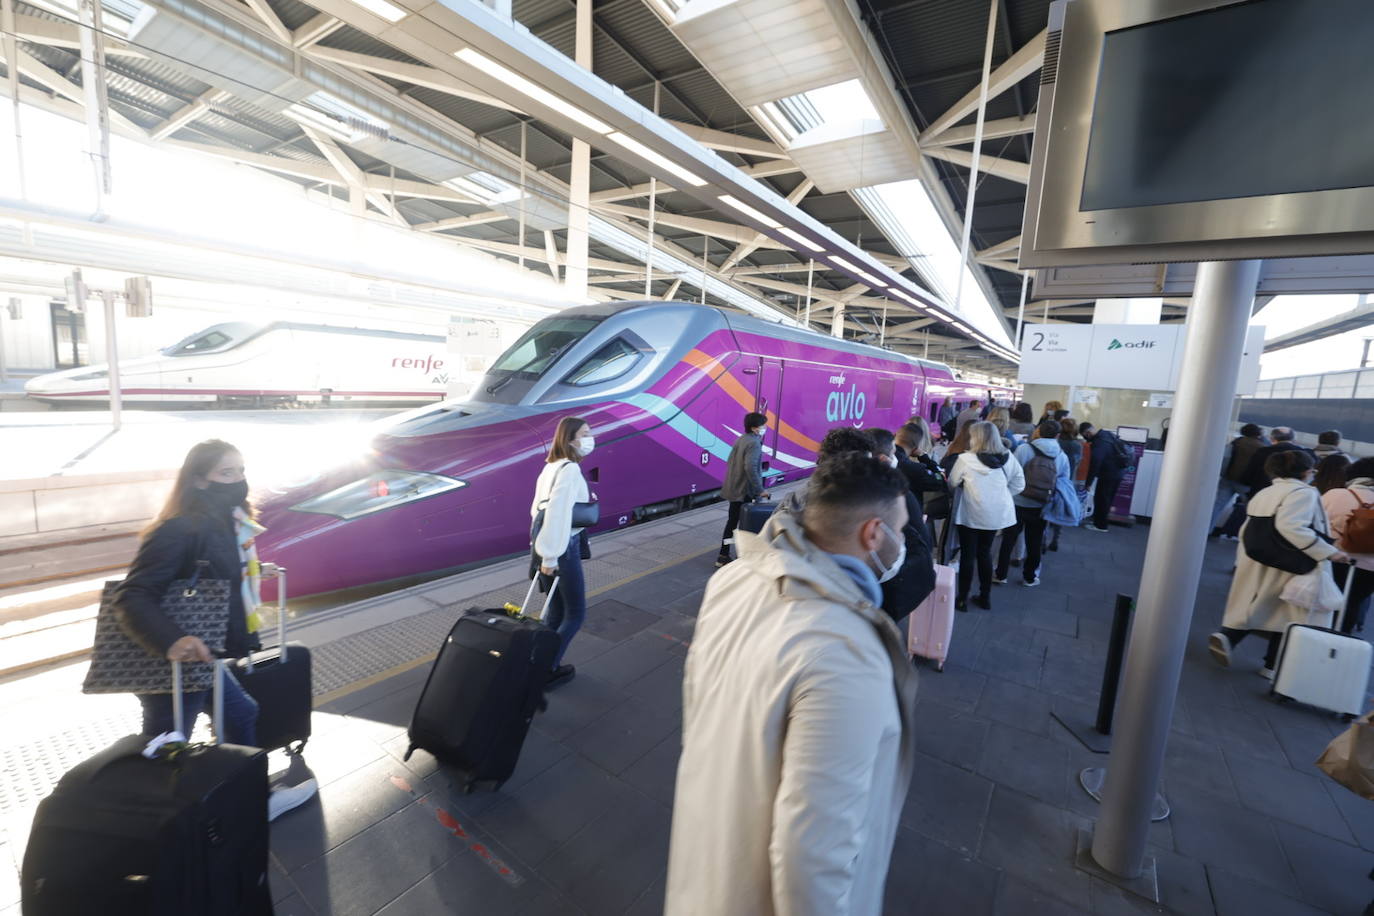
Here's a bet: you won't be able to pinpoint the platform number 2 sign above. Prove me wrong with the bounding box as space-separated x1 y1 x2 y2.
1029 332 1045 352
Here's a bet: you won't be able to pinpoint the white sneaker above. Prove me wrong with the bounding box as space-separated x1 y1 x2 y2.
268 779 318 821
1258 665 1275 681
1023 577 1041 588
1207 632 1232 669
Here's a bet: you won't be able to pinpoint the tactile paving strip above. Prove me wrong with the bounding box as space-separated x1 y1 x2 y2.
0 499 748 819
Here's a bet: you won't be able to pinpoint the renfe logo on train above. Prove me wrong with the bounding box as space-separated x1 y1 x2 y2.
392 355 446 372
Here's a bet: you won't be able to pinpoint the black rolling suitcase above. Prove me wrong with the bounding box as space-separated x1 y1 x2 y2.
739 499 776 535
22 661 272 916
404 577 560 792
233 563 311 755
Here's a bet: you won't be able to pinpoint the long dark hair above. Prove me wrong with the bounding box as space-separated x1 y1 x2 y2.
147 439 250 535
547 416 589 463
1315 454 1352 494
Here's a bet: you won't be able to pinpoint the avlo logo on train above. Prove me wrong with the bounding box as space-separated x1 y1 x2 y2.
825 371 866 426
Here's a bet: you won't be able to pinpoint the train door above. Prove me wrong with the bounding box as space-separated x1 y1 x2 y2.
49 302 87 368
755 358 784 475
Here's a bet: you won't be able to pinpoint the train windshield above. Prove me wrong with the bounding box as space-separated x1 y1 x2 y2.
161 322 261 357
487 317 599 381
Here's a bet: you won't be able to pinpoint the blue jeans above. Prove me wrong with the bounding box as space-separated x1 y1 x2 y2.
544 534 587 668
139 667 259 746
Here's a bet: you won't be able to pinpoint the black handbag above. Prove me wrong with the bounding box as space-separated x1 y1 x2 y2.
1242 492 1321 575
83 560 232 695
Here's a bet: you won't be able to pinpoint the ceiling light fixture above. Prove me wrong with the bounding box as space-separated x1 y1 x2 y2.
829 256 881 286
719 195 781 228
344 0 407 22
775 227 824 252
605 132 705 187
455 48 612 134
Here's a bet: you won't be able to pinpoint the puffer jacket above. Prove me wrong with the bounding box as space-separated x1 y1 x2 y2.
665 509 917 916
948 451 1024 530
1012 438 1072 508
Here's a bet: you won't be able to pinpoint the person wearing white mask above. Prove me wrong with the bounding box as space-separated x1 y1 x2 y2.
666 452 916 916
530 415 597 688
868 427 936 622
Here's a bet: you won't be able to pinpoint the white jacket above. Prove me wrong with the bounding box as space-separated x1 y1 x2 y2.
529 458 589 566
948 451 1024 530
1223 477 1337 632
665 509 917 916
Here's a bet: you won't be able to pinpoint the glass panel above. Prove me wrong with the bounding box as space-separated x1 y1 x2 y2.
489 317 599 379
290 470 466 520
1272 378 1295 398
564 338 641 386
162 322 258 357
1321 372 1357 398
1254 380 1273 398
1293 375 1322 396
1356 371 1374 398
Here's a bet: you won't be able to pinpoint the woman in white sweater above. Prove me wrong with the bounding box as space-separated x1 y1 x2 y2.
531 415 596 688
947 421 1025 611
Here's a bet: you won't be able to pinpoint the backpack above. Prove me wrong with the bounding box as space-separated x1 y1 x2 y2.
1022 446 1058 503
1341 487 1374 554
1106 433 1135 470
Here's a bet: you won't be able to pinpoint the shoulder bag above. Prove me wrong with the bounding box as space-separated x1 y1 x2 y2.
1242 491 1322 575
529 462 600 577
83 560 232 695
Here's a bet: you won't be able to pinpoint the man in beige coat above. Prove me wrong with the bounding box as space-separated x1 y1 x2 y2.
665 453 918 916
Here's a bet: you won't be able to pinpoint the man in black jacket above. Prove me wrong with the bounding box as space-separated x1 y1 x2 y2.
869 428 937 621
718 412 769 567
1080 422 1131 532
1242 426 1312 497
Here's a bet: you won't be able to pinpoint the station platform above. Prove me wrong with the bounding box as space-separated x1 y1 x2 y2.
2 497 1373 915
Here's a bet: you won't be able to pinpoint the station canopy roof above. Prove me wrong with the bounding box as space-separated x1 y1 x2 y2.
0 0 1070 376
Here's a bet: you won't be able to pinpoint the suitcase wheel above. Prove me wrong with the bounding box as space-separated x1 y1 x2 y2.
1342 713 1358 722
286 739 308 756
1271 692 1291 704
934 661 945 673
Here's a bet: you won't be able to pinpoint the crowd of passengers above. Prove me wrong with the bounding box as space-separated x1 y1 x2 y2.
105 408 1362 916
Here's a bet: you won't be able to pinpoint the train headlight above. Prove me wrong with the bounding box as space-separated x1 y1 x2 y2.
288 470 467 520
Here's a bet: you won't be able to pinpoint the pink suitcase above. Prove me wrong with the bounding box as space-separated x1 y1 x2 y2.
909 564 956 671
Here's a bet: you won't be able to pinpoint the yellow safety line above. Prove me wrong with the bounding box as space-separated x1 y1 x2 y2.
312 545 717 708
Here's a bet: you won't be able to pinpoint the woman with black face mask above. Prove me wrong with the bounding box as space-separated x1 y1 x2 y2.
112 439 316 819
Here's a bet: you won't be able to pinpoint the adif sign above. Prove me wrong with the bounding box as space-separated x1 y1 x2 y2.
1019 323 1264 393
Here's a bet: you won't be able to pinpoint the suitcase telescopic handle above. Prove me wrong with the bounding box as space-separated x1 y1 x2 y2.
249 563 289 671
171 658 224 745
521 575 559 621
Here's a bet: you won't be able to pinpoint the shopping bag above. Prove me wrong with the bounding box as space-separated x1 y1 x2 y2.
1317 712 1374 800
1280 564 1344 615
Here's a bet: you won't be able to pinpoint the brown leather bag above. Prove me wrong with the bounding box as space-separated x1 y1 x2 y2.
1340 487 1374 554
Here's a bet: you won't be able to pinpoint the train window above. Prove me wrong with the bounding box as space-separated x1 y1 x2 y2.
162 322 259 357
289 469 467 520
929 402 940 423
564 337 642 386
490 317 599 379
876 378 894 410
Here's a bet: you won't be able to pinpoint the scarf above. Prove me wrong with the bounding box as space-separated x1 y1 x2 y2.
233 507 265 635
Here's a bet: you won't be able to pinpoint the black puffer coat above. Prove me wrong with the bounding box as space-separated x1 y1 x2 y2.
112 491 256 660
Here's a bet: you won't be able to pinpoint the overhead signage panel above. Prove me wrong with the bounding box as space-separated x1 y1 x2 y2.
1021 323 1265 394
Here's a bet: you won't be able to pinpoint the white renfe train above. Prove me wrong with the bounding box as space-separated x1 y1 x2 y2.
24 321 452 407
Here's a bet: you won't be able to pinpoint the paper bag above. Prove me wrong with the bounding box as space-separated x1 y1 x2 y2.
1317 712 1374 800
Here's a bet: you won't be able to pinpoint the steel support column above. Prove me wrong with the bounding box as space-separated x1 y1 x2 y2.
1090 259 1262 879
102 289 122 431
951 0 998 316
563 0 593 298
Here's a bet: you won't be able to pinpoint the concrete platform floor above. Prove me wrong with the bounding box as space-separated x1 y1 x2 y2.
4 506 1374 915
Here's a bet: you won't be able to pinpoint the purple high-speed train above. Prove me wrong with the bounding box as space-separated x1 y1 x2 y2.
254 301 1017 597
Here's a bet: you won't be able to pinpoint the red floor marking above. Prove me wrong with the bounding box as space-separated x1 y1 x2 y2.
404 781 525 887
390 775 414 794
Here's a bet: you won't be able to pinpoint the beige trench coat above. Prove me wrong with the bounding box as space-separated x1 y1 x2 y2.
1223 477 1337 632
664 509 918 916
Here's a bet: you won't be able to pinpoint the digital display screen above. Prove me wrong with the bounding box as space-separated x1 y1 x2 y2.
1080 0 1374 211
